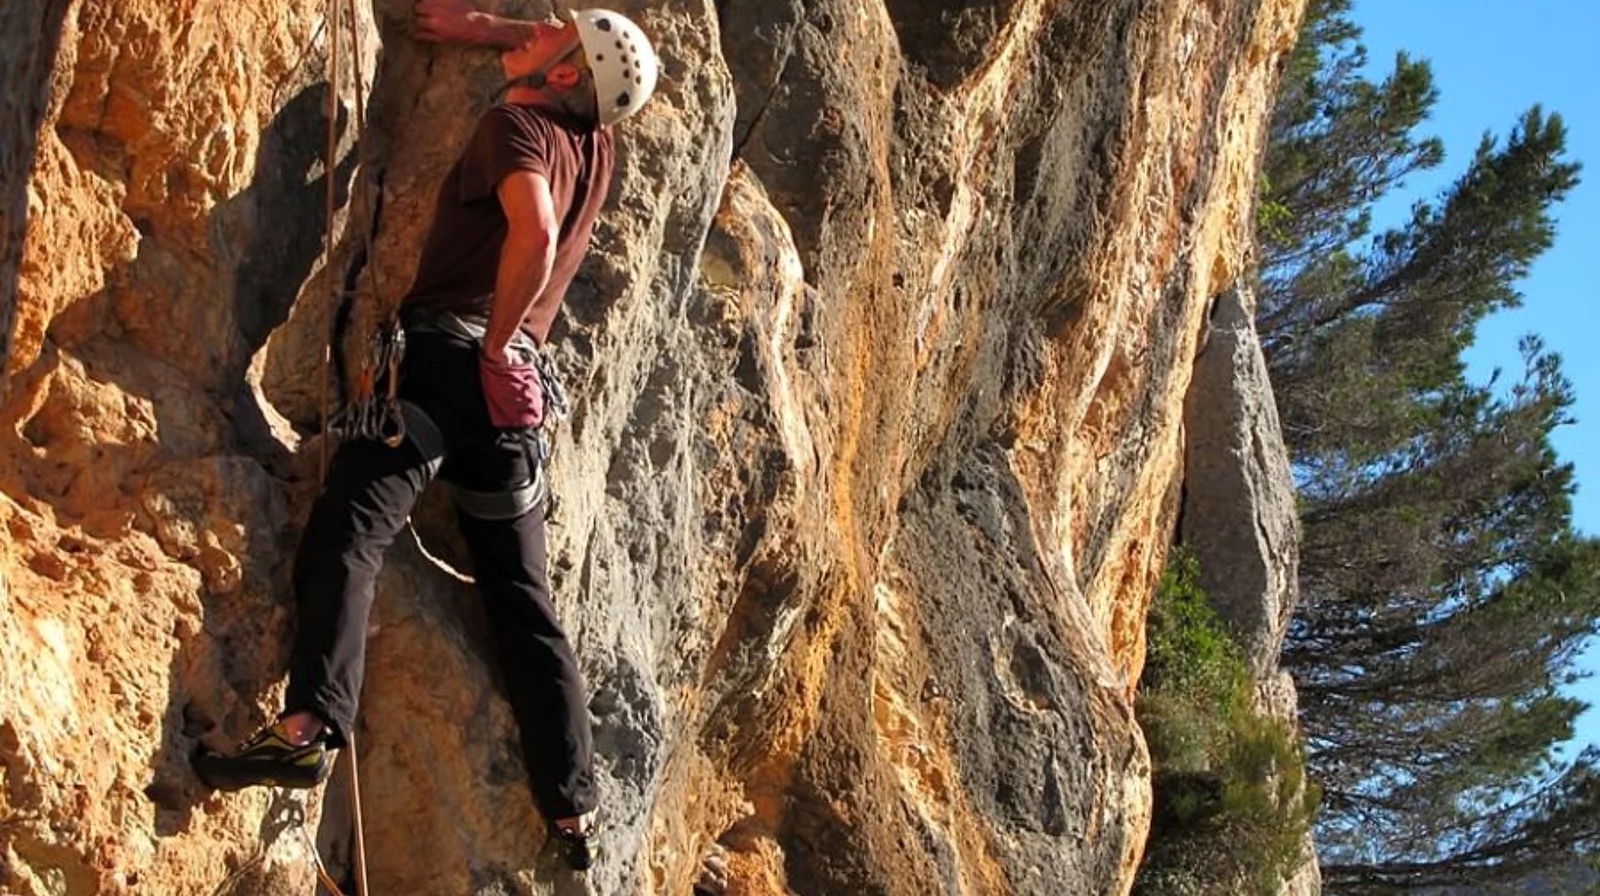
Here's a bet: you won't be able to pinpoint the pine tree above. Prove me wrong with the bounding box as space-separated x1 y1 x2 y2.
1253 1 1600 889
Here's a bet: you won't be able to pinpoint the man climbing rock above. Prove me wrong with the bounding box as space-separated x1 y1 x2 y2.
191 1 659 872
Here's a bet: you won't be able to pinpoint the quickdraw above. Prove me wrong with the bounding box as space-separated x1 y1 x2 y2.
533 347 571 424
327 321 406 447
289 796 351 896
319 0 397 472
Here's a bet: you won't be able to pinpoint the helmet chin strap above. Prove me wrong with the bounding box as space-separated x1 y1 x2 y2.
492 70 548 102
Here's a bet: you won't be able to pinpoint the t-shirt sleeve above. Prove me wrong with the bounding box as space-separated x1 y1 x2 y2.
457 107 552 204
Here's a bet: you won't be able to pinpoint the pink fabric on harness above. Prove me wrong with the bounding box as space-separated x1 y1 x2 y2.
479 353 545 430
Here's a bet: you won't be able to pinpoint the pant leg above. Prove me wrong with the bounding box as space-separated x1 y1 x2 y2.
284 436 434 746
397 326 597 817
455 499 598 820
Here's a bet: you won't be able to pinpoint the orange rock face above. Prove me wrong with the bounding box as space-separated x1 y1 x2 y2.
1 1 1305 894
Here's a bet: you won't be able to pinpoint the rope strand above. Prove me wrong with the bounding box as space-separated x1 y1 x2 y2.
315 1 373 893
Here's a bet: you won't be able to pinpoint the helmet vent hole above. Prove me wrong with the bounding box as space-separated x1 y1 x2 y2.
597 18 612 31
617 92 631 107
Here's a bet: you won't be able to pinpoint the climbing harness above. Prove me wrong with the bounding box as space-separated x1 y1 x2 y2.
405 309 571 425
405 309 568 519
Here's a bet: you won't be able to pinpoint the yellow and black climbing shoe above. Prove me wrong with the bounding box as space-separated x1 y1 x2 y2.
552 822 601 872
191 724 332 791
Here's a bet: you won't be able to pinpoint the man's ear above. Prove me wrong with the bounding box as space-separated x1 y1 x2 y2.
548 62 583 90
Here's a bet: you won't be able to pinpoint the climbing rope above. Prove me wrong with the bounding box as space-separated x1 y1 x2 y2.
315 0 340 481
319 0 405 475
206 796 347 896
290 797 351 896
286 741 369 896
315 0 374 893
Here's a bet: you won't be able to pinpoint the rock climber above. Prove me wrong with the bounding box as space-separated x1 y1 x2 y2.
191 0 659 872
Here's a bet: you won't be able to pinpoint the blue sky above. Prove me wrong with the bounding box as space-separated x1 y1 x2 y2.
1349 1 1600 752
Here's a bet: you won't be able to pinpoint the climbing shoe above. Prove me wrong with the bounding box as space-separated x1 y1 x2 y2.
191 724 332 791
551 821 601 872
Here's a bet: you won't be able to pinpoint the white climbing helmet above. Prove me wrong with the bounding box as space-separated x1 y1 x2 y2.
570 8 659 126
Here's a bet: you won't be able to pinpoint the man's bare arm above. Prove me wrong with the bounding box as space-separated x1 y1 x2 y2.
414 0 538 49
485 171 560 358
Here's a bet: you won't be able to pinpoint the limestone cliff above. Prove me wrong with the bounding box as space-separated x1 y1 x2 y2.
1 1 1306 894
1181 284 1320 896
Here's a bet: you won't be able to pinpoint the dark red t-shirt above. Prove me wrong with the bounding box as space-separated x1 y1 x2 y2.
401 104 614 340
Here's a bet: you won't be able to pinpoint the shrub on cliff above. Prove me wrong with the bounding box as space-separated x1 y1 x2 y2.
1134 550 1319 896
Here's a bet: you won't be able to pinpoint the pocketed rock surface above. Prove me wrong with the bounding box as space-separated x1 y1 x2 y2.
1 1 1307 893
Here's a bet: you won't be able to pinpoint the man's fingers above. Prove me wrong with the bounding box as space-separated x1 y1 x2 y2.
413 17 461 43
413 0 455 41
413 0 479 43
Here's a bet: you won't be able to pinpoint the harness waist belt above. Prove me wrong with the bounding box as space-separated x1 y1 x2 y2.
406 307 539 363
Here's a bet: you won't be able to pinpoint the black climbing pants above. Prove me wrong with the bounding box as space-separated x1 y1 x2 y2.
284 328 597 820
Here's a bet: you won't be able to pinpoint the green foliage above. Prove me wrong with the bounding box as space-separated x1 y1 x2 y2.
1256 174 1294 243
1134 551 1320 896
